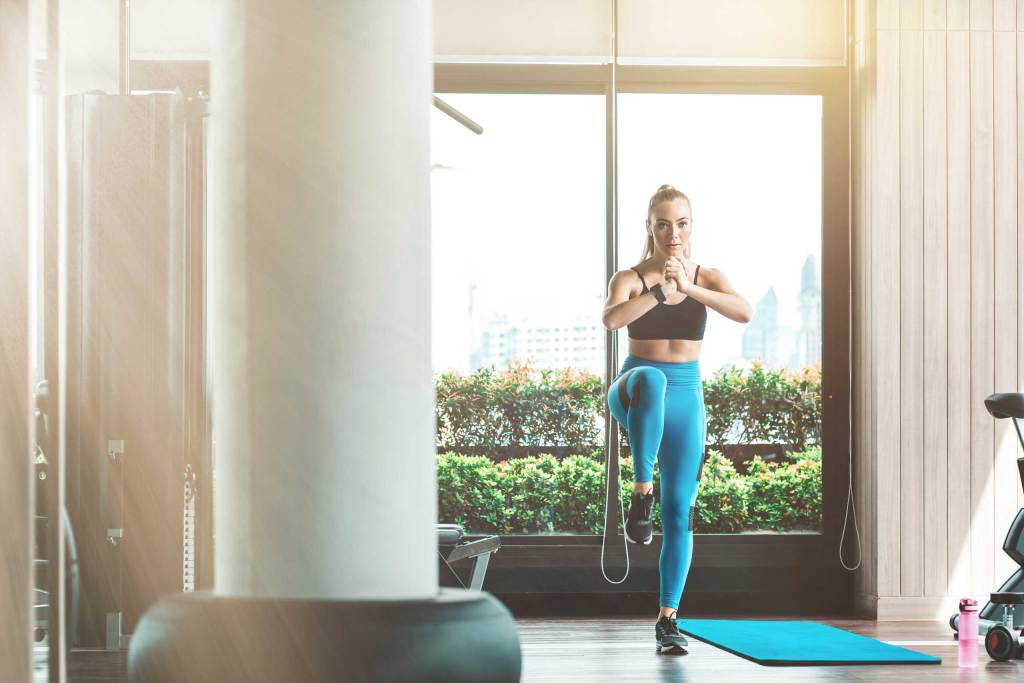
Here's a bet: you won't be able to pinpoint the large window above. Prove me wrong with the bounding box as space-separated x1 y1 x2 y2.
617 94 822 375
617 93 824 533
432 90 825 537
430 94 606 377
431 94 608 536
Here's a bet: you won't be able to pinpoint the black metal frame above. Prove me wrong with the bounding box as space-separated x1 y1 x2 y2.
129 59 852 614
431 62 852 613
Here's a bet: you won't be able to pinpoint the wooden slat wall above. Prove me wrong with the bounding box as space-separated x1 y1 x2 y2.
874 25 902 599
922 22 948 599
947 25 973 599
994 26 1019 584
969 25 995 597
899 23 925 597
853 0 1024 616
1015 0 1024 518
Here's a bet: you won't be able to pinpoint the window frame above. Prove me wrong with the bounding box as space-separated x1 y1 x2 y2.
435 62 851 613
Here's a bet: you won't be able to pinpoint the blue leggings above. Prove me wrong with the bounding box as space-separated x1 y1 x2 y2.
606 354 706 610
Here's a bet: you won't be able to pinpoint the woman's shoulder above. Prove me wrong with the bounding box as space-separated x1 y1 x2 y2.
612 264 646 280
694 263 715 276
628 258 657 275
608 266 647 295
695 265 729 290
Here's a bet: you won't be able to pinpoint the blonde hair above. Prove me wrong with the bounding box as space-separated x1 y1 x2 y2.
640 184 692 262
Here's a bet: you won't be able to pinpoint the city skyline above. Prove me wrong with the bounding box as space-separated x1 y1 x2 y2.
430 92 823 376
459 253 820 376
741 254 822 370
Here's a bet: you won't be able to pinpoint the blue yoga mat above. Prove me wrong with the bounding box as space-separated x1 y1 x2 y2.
675 619 942 666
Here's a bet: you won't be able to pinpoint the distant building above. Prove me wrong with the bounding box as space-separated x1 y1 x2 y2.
742 287 779 364
470 291 605 373
792 254 822 368
741 253 821 370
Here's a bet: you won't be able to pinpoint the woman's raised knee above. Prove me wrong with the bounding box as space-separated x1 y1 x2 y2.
629 367 667 404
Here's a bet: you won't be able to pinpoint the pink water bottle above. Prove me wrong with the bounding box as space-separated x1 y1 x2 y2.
959 597 979 667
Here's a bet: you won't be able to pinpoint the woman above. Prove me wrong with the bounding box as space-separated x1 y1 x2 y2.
601 184 752 654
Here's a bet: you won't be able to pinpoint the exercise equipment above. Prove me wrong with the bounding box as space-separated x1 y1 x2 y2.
950 393 1024 638
677 619 940 665
65 91 210 648
33 380 80 652
983 592 1024 661
437 523 501 591
33 504 80 650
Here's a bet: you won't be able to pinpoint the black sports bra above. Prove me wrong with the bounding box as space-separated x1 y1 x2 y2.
626 265 707 341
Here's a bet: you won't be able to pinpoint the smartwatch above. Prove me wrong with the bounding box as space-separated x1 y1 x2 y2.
650 284 666 303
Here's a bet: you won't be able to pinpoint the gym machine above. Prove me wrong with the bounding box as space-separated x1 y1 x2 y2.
950 393 1024 660
65 90 210 648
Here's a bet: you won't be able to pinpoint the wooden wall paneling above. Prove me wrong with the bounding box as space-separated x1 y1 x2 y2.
876 29 903 597
903 0 925 29
970 28 996 595
880 0 902 30
993 29 1019 580
973 0 995 30
994 0 1016 30
853 23 875 599
868 14 879 603
901 29 926 597
872 31 880 602
948 0 971 29
857 3 1024 607
923 29 950 597
947 29 973 596
925 0 947 29
1019 33 1024 512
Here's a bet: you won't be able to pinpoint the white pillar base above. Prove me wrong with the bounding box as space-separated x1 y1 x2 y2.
128 588 521 682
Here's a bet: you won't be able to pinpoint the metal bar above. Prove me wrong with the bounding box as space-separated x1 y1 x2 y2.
1018 457 1024 499
468 553 491 591
432 95 483 134
105 612 122 650
601 0 622 572
446 535 501 563
1013 418 1024 454
119 0 131 95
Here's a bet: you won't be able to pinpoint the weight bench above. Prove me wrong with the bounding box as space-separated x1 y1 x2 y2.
437 523 501 591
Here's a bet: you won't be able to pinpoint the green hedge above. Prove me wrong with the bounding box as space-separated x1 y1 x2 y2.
746 445 822 531
703 362 821 450
437 446 821 535
435 360 821 460
436 363 604 459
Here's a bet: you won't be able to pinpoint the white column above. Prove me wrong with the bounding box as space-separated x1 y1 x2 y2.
209 0 436 600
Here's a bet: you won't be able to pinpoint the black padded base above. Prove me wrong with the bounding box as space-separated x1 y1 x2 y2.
128 588 521 683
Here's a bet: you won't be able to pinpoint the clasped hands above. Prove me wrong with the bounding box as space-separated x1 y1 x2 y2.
662 256 694 296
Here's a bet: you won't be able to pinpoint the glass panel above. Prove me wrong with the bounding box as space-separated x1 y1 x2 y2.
617 93 823 534
430 93 607 536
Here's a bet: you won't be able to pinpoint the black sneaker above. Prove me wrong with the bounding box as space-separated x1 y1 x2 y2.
625 490 655 545
656 611 689 654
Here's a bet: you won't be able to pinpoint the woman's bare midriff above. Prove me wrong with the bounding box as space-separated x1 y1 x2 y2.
627 338 702 364
623 262 704 363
